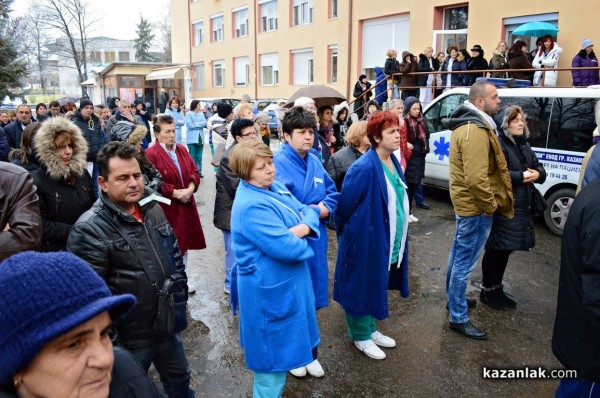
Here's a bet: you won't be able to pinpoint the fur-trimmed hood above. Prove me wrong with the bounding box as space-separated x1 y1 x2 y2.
34 117 89 180
333 101 350 124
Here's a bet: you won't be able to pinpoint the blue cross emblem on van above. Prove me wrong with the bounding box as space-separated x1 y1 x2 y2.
433 136 450 161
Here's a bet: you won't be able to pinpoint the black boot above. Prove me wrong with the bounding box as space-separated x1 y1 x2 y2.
480 287 507 311
496 285 517 308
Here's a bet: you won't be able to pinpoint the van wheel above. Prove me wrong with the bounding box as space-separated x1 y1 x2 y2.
543 188 575 237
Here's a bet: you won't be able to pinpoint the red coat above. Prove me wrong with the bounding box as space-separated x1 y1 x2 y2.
146 143 206 254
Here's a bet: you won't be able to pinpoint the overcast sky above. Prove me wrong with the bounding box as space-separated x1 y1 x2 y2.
12 0 170 41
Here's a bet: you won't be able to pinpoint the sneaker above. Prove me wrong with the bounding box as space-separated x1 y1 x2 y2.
409 214 419 223
289 366 307 377
188 283 197 294
305 359 325 377
371 331 396 348
354 339 386 360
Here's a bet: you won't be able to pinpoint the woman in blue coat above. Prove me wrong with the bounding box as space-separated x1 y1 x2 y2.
441 46 466 90
273 106 339 377
334 110 410 361
229 140 321 398
185 99 208 177
164 96 185 144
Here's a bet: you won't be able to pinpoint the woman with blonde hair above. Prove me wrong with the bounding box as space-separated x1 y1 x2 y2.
326 121 370 191
229 139 321 396
384 49 401 100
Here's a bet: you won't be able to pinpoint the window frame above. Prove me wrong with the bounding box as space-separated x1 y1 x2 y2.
193 20 204 46
330 0 338 19
234 56 250 86
292 0 313 27
260 0 278 33
211 14 224 43
329 45 338 84
213 60 225 87
260 52 279 86
291 48 314 85
233 7 249 38
194 62 205 90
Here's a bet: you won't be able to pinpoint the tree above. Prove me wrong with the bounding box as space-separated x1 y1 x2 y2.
21 10 52 90
155 7 172 63
39 0 99 97
0 0 27 97
134 15 158 62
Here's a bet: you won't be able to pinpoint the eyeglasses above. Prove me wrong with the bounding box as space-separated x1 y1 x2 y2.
242 131 259 137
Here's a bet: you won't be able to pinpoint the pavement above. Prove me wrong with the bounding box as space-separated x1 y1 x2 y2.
177 143 563 398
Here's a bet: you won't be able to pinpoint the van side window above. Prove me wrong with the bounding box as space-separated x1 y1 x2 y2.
548 98 596 153
424 94 468 133
498 96 552 149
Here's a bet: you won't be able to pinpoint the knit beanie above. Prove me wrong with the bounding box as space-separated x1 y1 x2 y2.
582 38 593 50
0 251 136 386
253 112 269 124
217 102 233 119
403 96 420 116
79 98 94 110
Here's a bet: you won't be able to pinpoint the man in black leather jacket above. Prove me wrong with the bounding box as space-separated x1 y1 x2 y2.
67 141 195 398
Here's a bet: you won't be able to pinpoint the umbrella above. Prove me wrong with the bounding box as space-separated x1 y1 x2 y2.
285 85 346 108
512 21 559 37
56 96 79 106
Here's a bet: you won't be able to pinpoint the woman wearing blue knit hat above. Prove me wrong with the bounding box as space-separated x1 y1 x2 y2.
0 251 164 398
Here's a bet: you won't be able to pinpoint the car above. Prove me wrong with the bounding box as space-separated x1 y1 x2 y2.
195 97 241 119
422 86 600 237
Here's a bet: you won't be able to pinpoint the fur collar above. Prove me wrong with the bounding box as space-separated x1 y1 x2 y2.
34 117 89 180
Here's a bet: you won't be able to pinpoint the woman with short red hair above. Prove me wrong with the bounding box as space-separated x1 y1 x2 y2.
333 110 410 361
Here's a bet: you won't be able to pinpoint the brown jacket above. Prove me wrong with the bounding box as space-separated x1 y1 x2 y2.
447 105 514 218
0 162 42 260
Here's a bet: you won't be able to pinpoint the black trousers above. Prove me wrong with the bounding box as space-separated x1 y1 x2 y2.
406 182 418 214
481 248 512 288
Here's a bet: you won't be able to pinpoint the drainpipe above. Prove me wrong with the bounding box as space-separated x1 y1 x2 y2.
346 0 353 99
253 0 258 100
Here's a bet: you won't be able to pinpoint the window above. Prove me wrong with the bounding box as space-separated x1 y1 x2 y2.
504 13 558 53
234 56 250 86
424 93 468 133
104 51 116 62
211 14 224 43
496 96 553 149
260 0 278 32
292 0 313 27
213 60 225 87
260 53 279 85
118 52 130 62
549 98 596 152
443 6 468 30
194 62 205 90
118 76 143 88
89 51 101 63
361 15 409 77
330 0 338 19
329 45 338 83
233 7 248 38
292 48 313 85
193 20 203 46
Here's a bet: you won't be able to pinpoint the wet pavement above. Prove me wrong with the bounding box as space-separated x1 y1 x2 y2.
181 147 562 397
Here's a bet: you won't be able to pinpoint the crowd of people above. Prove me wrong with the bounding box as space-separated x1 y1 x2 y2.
1 36 600 397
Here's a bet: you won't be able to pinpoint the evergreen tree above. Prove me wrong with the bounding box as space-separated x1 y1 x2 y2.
134 15 158 62
0 0 27 97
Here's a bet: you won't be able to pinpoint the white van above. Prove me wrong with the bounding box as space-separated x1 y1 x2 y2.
422 87 600 236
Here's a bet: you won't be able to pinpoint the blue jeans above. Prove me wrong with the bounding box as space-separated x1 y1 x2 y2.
557 379 600 397
129 333 195 398
223 231 235 291
415 183 425 205
446 214 493 323
253 371 286 398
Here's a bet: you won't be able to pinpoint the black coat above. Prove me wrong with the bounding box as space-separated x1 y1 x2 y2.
214 143 240 231
417 54 440 86
31 166 94 252
485 133 546 251
70 111 106 162
0 127 9 161
552 178 600 380
109 347 165 397
4 120 36 149
67 190 188 350
384 57 400 78
326 145 364 191
465 55 488 85
353 81 372 119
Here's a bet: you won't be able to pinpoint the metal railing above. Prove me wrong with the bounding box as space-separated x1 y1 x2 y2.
348 66 600 118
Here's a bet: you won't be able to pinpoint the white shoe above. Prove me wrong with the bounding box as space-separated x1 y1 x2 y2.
371 331 396 348
305 359 324 377
409 214 419 223
188 283 196 294
289 366 307 377
224 287 230 295
354 340 386 360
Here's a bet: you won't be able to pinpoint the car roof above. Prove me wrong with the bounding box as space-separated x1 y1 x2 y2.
440 87 600 99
